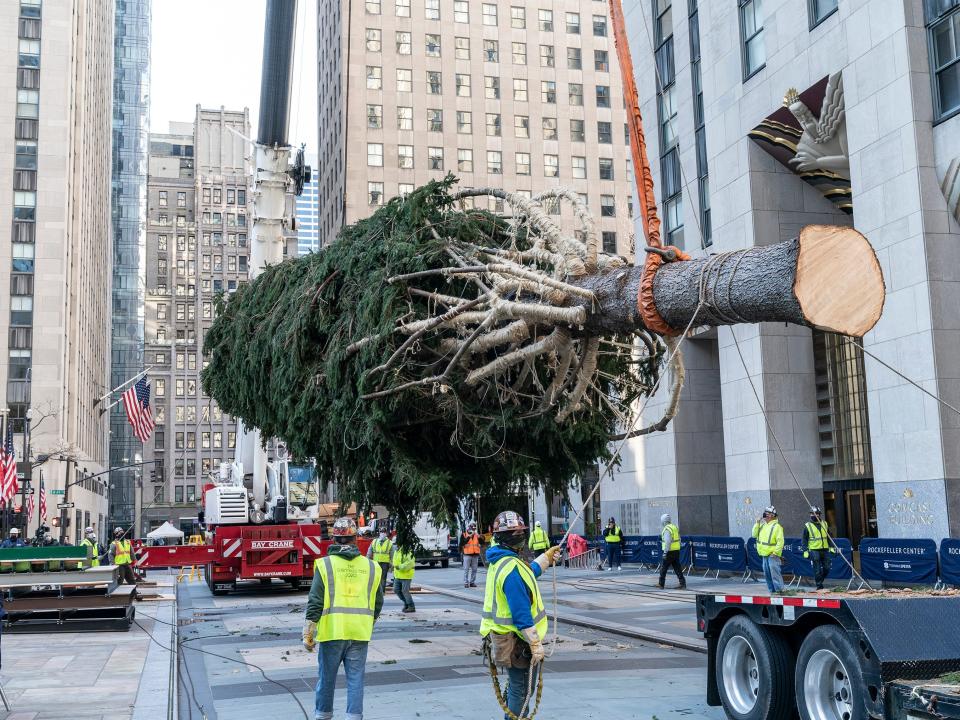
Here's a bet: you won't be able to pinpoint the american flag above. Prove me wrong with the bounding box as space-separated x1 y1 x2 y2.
122 377 155 442
26 486 33 522
38 477 46 521
0 427 17 506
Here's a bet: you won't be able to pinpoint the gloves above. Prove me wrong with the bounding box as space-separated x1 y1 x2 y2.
534 545 562 573
803 551 809 559
521 626 545 665
830 547 837 554
302 621 317 652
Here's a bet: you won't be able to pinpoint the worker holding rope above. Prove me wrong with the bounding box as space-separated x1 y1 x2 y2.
480 511 561 719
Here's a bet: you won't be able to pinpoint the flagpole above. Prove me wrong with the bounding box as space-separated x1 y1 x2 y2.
95 366 153 406
0 409 7 537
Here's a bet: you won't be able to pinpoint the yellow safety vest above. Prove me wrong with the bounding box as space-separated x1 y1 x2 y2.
480 555 548 640
82 539 101 568
604 525 622 543
756 521 783 558
372 537 393 564
313 555 381 642
113 539 132 565
528 527 549 551
664 523 681 552
392 548 415 580
805 521 829 551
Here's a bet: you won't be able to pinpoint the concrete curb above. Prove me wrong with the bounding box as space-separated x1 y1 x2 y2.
419 583 707 654
131 594 178 719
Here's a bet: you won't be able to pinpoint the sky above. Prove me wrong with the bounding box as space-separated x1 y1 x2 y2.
150 0 317 152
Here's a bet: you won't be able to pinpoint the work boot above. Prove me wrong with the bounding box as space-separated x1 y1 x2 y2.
469 582 477 587
657 582 665 589
679 583 687 590
464 583 470 588
403 606 416 613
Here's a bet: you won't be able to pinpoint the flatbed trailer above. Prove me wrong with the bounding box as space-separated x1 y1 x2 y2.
697 592 960 720
136 524 371 595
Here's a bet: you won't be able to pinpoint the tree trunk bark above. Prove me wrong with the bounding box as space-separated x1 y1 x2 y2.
569 225 884 338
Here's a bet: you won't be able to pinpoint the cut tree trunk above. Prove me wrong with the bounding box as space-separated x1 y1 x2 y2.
569 225 884 338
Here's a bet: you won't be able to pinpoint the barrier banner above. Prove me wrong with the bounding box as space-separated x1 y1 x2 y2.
621 536 643 563
745 538 764 574
688 536 709 568
706 537 747 572
784 537 854 581
638 536 663 565
859 538 938 584
826 538 854 580
939 539 960 586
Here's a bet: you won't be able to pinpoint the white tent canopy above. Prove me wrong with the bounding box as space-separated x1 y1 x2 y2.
146 521 185 540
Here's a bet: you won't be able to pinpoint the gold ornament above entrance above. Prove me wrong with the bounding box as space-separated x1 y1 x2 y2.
748 73 852 214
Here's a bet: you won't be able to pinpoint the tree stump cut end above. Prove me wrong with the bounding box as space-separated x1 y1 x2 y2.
794 224 885 338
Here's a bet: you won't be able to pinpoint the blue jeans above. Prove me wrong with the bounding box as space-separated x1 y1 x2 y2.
762 555 784 593
315 639 368 720
394 578 415 610
606 542 622 568
505 665 536 719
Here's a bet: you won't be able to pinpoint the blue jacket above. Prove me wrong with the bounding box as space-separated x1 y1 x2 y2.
485 545 542 631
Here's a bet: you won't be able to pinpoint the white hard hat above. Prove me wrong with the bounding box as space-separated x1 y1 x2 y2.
660 513 671 524
534 520 542 527
9 528 19 535
84 526 94 533
764 505 777 516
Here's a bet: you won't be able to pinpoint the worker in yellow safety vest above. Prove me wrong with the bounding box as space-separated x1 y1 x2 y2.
803 506 836 590
366 528 395 594
753 506 784 593
109 527 138 587
303 516 384 720
527 521 549 553
391 543 416 613
657 514 686 590
81 527 103 568
480 510 561 720
602 517 624 571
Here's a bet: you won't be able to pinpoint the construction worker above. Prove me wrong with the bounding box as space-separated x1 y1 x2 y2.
0 528 24 549
603 517 624 571
461 521 482 588
480 511 561 720
803 506 835 590
527 521 549 554
81 527 103 568
303 516 384 720
658 514 686 589
753 506 784 594
392 543 416 613
109 527 138 588
366 528 394 594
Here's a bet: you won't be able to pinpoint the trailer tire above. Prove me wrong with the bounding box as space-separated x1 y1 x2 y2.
716 615 794 720
795 625 867 720
441 559 449 569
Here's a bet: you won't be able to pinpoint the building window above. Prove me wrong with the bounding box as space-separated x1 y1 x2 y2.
515 115 530 138
512 42 527 65
599 157 614 180
516 152 531 175
597 121 612 144
567 48 582 70
513 78 528 102
570 119 585 142
425 0 439 20
511 6 525 29
367 143 383 166
542 80 557 103
592 14 607 36
396 0 410 17
454 0 469 22
808 0 838 28
397 68 412 92
366 65 382 90
484 75 500 99
572 156 586 179
456 73 471 96
602 231 617 254
487 150 503 174
457 110 472 134
600 195 616 217
427 108 443 132
426 33 441 57
542 117 558 140
690 0 712 245
367 104 383 128
368 182 384 206
544 154 559 177
569 83 584 106
539 9 553 31
596 85 610 107
366 28 382 52
540 44 555 68
655 0 684 247
455 36 470 59
397 106 413 130
929 0 960 121
595 50 609 72
428 147 444 170
483 3 497 25
396 31 411 54
484 39 499 62
458 148 474 172
739 0 765 79
366 0 380 14
398 144 414 169
486 113 502 136
427 70 442 94
566 12 581 34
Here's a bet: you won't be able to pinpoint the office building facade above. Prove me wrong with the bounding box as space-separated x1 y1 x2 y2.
599 0 960 544
296 152 320 254
109 0 151 532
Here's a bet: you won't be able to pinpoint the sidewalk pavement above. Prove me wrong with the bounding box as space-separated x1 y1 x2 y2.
0 574 176 720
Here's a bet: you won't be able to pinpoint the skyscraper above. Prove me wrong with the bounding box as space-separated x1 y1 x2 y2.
316 0 635 252
1 0 114 541
295 152 320 254
109 0 151 533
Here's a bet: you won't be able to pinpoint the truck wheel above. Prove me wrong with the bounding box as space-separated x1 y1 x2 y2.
259 578 272 587
289 578 302 590
795 625 866 720
716 615 794 720
441 559 449 569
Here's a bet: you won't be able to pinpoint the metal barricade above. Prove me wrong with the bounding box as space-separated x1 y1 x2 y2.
564 548 600 570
